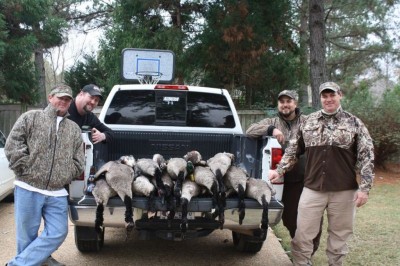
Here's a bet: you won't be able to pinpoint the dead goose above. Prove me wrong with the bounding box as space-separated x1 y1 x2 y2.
245 177 276 236
193 166 219 220
207 152 235 197
92 178 117 234
132 175 157 212
134 156 166 203
180 180 202 233
151 170 176 219
206 152 235 227
151 170 174 203
166 157 194 207
184 150 207 166
153 153 167 171
224 165 248 225
94 155 136 234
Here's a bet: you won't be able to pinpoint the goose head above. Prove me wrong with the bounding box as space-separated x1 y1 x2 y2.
119 155 136 167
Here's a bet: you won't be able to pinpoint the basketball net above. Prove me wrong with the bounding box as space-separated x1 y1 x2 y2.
136 72 163 85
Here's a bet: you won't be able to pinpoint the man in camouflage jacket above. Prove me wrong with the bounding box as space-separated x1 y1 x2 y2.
269 82 375 266
5 84 85 266
247 90 321 253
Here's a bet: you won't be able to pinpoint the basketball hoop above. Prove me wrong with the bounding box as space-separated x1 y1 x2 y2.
136 71 163 85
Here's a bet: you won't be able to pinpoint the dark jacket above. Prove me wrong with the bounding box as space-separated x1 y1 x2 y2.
68 100 114 143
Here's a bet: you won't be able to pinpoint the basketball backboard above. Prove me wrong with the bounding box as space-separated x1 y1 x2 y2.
122 48 175 84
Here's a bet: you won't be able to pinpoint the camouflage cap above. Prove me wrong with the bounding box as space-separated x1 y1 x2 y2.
50 84 73 99
278 90 298 101
319 82 341 94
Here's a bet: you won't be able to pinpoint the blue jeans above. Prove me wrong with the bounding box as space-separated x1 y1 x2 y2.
8 186 68 266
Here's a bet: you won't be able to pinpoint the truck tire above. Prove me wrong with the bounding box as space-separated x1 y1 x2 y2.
74 225 104 252
232 231 265 253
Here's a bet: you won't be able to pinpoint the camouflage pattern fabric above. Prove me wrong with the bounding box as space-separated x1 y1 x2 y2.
277 107 374 193
5 104 85 191
246 108 305 141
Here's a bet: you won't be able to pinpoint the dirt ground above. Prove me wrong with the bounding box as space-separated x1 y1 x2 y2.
374 167 400 185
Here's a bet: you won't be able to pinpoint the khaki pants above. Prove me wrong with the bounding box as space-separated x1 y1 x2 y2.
291 188 356 266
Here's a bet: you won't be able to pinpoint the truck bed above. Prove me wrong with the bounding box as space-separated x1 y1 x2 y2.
91 130 263 176
70 130 283 227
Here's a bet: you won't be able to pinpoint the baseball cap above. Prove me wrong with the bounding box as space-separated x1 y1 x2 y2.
278 90 298 101
50 84 73 99
319 82 340 94
82 84 103 100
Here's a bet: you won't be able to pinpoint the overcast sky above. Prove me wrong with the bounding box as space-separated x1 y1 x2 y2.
47 27 103 74
47 0 107 74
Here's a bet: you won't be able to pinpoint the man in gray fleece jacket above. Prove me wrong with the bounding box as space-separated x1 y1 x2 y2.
4 84 85 266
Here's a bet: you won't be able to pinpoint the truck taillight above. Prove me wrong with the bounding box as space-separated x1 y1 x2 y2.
271 147 283 170
76 172 85 180
155 84 188 90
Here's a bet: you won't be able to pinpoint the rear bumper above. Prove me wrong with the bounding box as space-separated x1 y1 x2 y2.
68 196 283 229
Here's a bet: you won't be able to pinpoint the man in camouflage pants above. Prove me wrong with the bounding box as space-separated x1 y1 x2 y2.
246 90 321 253
269 82 375 266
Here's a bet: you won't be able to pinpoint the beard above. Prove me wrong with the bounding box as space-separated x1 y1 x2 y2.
83 104 93 113
279 109 294 119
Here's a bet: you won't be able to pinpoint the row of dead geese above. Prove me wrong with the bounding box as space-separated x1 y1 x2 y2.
91 151 276 236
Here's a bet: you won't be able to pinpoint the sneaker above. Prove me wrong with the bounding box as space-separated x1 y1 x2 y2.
42 256 66 266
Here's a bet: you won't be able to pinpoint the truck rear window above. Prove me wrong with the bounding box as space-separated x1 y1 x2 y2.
104 90 235 128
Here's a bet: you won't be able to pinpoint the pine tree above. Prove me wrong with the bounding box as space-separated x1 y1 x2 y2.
0 0 69 105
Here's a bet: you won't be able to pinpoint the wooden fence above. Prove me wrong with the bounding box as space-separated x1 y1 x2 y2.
237 109 267 132
0 105 40 137
0 105 269 137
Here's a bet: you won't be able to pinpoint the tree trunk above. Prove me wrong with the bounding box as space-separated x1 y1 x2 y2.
33 22 47 107
35 48 47 108
299 0 309 106
171 0 184 85
308 0 327 109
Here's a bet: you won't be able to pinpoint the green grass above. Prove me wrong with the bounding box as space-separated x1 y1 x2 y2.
272 180 400 266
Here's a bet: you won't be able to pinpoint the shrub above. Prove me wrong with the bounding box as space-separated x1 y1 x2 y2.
342 83 400 167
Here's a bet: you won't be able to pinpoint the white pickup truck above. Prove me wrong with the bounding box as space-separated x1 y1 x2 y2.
68 49 284 254
0 130 15 202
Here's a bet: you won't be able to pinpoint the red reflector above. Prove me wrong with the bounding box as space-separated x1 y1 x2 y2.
271 147 283 170
76 172 84 180
155 84 188 90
